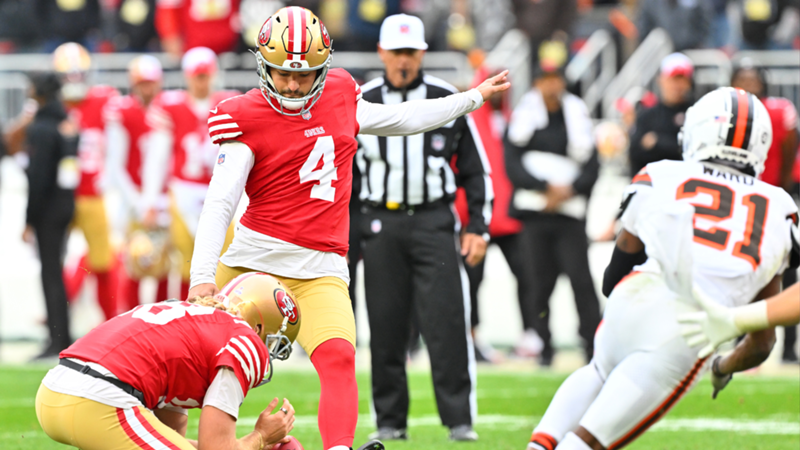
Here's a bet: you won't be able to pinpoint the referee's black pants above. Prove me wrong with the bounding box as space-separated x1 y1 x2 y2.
362 202 474 430
520 214 602 357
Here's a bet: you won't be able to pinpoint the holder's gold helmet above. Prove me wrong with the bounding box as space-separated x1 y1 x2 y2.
253 6 332 119
219 272 301 361
52 42 91 101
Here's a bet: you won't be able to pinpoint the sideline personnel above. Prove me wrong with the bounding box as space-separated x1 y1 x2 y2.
357 14 493 442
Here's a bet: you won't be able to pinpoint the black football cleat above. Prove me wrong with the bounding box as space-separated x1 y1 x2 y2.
354 439 385 450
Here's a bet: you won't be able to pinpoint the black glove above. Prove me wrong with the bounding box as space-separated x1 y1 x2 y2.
711 356 732 400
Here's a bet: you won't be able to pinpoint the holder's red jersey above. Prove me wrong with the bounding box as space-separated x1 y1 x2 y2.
148 90 239 185
105 94 157 188
760 97 798 187
69 85 119 197
208 69 362 256
61 301 268 411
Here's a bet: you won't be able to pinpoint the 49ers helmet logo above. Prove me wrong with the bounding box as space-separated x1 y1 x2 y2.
258 18 273 46
274 288 298 324
290 61 302 69
320 22 331 48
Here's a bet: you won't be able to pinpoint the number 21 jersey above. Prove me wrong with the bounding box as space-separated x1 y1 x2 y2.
621 160 799 307
208 68 363 256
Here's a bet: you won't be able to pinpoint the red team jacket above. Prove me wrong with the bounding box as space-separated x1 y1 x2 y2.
61 301 268 410
148 90 239 185
69 85 118 197
208 69 362 256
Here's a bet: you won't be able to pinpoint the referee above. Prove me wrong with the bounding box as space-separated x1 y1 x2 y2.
357 14 493 442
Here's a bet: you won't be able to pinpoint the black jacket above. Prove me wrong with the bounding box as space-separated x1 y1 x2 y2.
504 106 600 220
25 100 76 226
628 100 692 176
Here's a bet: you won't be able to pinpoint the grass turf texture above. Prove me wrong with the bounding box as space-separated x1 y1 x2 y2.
1 365 798 449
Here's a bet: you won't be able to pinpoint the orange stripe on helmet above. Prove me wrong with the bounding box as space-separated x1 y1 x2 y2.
731 89 750 149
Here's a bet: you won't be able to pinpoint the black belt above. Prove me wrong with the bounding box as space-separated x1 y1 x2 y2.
365 199 447 213
59 358 146 405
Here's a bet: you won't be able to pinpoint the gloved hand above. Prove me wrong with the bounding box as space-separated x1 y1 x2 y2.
710 355 732 400
677 287 742 358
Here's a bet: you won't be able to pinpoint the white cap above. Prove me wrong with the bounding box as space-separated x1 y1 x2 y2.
660 52 694 78
182 47 218 76
379 14 428 51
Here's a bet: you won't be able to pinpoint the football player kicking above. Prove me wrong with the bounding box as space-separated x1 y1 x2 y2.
527 87 800 450
36 273 300 450
187 6 509 450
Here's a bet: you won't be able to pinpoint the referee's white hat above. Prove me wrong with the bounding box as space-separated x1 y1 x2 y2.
379 14 428 51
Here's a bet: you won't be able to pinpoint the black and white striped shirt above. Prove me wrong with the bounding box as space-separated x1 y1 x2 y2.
356 72 493 235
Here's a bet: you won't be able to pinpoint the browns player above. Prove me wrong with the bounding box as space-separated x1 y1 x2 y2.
142 47 240 299
55 42 119 321
105 55 170 310
36 273 299 450
186 6 509 450
527 88 799 450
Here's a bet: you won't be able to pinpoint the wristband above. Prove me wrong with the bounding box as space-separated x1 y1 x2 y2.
732 300 769 333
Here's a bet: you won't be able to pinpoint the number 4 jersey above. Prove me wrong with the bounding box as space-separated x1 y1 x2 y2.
60 301 269 411
621 160 800 308
208 68 362 256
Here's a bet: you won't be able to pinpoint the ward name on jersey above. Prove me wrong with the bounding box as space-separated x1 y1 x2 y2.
208 68 362 256
60 301 268 411
621 160 799 307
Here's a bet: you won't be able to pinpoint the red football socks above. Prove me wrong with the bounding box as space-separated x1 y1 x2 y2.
95 271 117 321
310 338 358 450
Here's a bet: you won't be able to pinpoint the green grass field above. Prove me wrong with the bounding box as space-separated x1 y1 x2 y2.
1 365 798 450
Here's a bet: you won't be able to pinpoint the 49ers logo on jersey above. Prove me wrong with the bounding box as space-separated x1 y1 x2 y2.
274 288 298 324
320 22 331 48
258 18 273 46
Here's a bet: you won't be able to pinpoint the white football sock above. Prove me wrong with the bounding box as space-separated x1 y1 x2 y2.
328 446 349 450
556 432 592 450
532 363 604 442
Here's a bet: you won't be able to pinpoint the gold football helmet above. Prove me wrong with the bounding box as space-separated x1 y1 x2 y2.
219 272 301 361
124 229 171 280
52 42 91 101
253 6 333 119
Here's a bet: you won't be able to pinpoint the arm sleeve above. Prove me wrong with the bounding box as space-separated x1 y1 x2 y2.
203 368 245 420
104 117 140 212
356 89 484 136
601 183 653 296
25 127 60 225
503 133 547 191
572 149 600 196
189 141 254 288
214 333 270 398
456 115 493 235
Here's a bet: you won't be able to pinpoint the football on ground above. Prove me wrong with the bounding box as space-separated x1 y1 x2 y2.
273 435 304 450
2 366 797 449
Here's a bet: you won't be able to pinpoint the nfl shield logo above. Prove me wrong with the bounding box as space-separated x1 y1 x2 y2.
431 134 445 151
217 153 225 165
371 219 382 233
400 24 410 34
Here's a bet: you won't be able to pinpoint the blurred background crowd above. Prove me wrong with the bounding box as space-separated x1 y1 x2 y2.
0 0 798 370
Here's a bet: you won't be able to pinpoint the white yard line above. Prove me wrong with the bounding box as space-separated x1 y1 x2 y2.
223 414 800 435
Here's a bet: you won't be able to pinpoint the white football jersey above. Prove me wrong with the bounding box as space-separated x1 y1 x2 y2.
620 160 799 308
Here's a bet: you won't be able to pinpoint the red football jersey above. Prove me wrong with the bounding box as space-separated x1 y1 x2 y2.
61 301 268 410
155 0 241 54
68 85 119 197
105 94 156 188
760 97 798 187
148 90 239 185
208 69 362 256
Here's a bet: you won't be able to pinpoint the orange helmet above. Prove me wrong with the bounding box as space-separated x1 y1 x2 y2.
53 42 91 101
219 273 301 361
253 6 333 119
